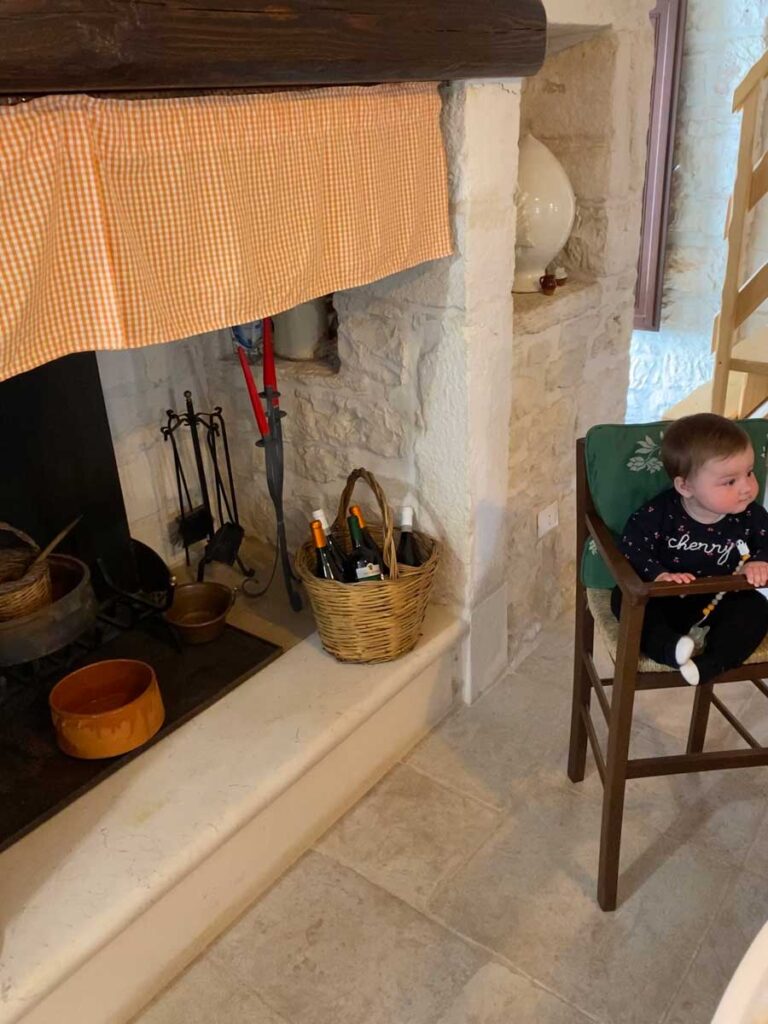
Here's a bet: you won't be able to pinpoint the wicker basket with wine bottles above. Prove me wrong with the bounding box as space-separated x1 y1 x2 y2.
295 468 439 663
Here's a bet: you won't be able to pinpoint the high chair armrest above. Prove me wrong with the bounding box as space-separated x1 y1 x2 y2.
645 574 757 598
585 511 648 603
585 510 760 602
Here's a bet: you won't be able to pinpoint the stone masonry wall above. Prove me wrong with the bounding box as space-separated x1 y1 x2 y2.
98 79 523 702
98 80 520 654
628 0 768 422
97 335 221 567
508 12 654 660
98 322 424 574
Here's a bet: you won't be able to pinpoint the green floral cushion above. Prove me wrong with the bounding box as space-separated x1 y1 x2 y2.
581 420 768 589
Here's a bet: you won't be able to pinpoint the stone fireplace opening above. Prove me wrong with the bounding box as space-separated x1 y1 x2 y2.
0 351 282 854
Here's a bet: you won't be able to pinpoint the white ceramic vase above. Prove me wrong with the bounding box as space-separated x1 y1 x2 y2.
272 298 328 361
513 134 576 293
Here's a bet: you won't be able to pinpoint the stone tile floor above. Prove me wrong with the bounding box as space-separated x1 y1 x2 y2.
135 618 768 1024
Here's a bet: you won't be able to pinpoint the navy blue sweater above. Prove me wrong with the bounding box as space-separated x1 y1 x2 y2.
619 488 768 582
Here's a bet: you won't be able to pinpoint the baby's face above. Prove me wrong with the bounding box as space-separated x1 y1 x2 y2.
682 445 758 517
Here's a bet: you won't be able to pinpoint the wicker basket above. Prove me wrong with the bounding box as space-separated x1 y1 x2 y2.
295 468 439 663
0 523 52 622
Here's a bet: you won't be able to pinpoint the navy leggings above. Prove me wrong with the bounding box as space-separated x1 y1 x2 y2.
610 586 768 683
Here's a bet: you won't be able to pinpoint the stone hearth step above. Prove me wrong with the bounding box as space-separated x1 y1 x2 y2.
0 605 465 1024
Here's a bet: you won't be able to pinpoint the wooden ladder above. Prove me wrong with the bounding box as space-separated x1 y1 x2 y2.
710 49 768 418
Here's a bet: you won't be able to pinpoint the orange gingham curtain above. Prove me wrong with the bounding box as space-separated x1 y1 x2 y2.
0 83 451 382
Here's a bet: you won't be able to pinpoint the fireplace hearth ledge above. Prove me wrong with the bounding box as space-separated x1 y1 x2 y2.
0 604 464 1024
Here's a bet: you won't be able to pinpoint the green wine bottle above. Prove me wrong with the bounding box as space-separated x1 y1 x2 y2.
311 520 345 581
349 505 383 564
345 515 382 582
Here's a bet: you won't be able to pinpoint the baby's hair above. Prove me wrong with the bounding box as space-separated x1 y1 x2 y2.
662 413 751 480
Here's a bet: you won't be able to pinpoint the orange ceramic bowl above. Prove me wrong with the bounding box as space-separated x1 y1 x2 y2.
49 659 165 759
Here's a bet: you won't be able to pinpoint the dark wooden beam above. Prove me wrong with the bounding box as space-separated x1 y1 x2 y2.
0 1 547 94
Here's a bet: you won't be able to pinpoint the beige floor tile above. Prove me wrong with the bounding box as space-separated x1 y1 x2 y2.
724 681 768 742
435 962 594 1024
743 803 768 881
631 686 701 742
592 647 764 750
405 656 573 810
428 778 735 1024
662 870 768 1024
514 619 575 681
134 955 289 1024
209 850 487 1024
572 719 768 868
315 763 501 908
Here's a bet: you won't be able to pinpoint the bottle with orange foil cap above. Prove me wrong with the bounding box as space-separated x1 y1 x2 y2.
311 519 344 582
349 504 383 568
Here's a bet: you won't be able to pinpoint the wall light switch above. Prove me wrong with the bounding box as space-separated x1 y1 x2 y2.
537 501 559 538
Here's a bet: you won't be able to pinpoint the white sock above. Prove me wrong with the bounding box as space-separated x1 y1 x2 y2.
675 635 695 666
679 660 700 686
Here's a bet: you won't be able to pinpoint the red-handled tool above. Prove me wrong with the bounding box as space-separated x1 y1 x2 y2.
237 346 270 438
261 316 279 405
233 319 302 612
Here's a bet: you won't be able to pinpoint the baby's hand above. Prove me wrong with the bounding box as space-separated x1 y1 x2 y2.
739 561 768 587
655 571 696 584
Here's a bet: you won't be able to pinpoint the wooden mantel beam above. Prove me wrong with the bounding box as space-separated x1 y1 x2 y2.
0 1 547 94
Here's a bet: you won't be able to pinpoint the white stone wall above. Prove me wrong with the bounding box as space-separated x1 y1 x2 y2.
97 335 222 566
98 80 522 700
508 10 655 660
98 325 420 569
628 0 768 422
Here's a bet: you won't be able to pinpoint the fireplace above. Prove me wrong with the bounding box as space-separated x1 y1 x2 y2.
0 353 135 588
0 353 281 853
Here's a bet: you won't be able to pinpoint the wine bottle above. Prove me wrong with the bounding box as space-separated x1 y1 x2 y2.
311 520 344 581
312 507 345 576
345 515 382 582
349 504 383 563
396 506 421 567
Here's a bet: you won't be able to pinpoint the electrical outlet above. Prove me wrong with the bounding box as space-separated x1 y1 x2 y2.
537 501 559 538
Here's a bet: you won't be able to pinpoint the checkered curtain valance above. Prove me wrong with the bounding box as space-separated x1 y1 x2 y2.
0 83 451 381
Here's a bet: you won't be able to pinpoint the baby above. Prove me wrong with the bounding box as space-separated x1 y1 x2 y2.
613 413 768 685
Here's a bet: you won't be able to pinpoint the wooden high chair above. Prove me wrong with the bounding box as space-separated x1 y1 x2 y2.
569 421 768 910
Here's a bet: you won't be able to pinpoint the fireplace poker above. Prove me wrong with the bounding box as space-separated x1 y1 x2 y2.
185 390 214 537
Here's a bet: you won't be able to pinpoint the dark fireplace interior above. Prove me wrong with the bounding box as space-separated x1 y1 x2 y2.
1 353 136 591
0 352 279 852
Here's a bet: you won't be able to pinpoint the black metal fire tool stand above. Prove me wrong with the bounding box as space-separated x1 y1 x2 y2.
162 392 255 581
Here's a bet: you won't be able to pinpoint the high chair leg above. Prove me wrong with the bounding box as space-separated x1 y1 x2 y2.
687 682 714 753
598 598 644 911
568 587 594 783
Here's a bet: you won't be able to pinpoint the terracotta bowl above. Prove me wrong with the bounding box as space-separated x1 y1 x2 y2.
49 659 165 759
164 581 234 644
